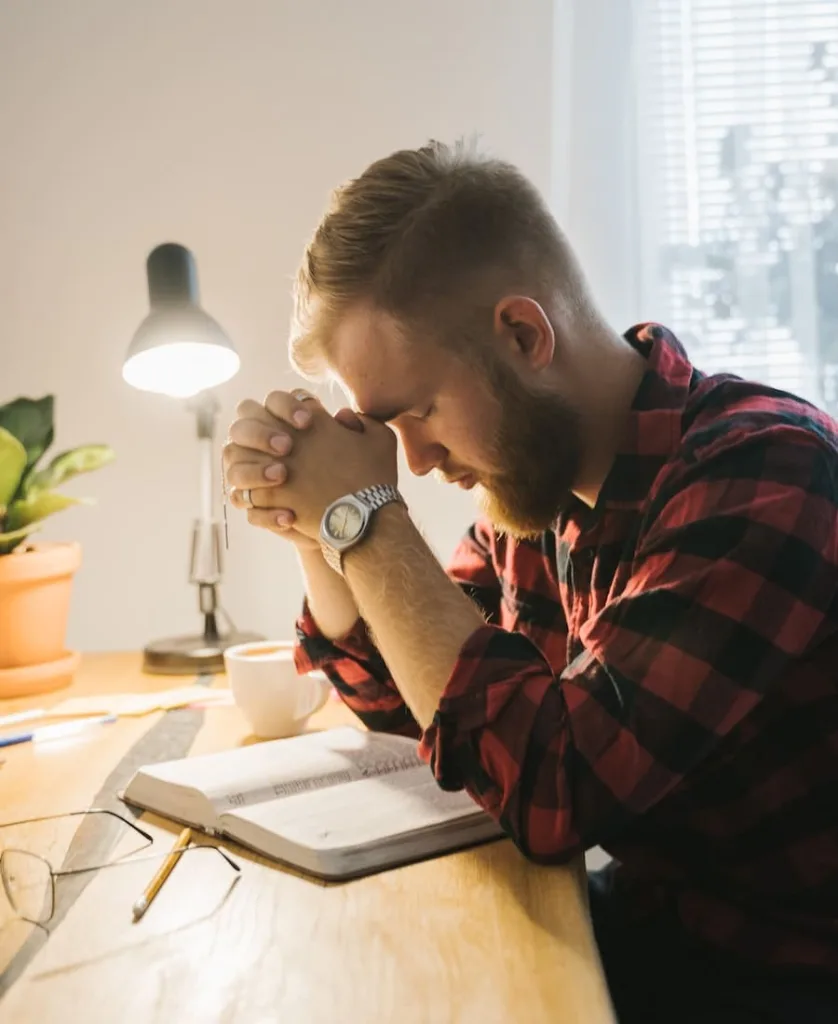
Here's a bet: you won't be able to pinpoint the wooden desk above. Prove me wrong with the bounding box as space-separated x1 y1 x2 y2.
0 652 615 1024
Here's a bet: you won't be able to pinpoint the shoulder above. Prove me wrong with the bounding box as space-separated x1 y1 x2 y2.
680 374 838 464
643 378 838 548
670 376 838 494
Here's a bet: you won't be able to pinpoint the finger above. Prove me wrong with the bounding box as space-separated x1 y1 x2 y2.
226 419 295 457
228 483 290 510
234 398 278 424
334 407 365 432
264 389 322 430
224 455 287 490
247 507 297 532
222 441 274 471
222 441 265 477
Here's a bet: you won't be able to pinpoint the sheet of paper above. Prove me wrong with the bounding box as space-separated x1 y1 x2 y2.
46 687 232 718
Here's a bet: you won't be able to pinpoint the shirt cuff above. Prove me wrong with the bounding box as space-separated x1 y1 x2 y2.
293 599 374 674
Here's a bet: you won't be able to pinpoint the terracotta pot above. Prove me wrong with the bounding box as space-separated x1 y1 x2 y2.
0 541 82 699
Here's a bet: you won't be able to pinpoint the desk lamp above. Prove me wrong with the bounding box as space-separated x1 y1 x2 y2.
124 242 261 674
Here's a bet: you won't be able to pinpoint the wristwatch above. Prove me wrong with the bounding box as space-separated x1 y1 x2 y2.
319 484 405 576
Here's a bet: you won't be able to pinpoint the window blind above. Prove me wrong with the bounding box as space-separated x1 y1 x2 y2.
634 0 838 411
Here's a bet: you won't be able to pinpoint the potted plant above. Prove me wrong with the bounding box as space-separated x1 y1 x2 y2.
0 396 114 699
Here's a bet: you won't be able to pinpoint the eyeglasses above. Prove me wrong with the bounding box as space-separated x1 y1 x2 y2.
0 808 240 927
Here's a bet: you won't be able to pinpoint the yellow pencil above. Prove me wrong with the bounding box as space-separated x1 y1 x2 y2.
132 827 192 921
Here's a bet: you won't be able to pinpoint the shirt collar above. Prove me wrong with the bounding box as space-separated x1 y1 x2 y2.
594 323 697 513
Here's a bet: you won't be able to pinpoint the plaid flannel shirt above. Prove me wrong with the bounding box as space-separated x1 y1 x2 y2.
295 324 838 974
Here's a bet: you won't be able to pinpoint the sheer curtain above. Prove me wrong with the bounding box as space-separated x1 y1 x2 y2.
632 0 838 413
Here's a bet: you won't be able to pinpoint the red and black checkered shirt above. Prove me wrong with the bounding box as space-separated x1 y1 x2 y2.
296 324 838 974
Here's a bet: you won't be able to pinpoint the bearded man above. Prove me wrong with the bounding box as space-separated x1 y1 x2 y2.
223 142 838 1023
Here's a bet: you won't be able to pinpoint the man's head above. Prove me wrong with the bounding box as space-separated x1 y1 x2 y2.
290 141 615 536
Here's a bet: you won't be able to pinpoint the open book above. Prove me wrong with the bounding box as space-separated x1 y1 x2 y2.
122 726 503 879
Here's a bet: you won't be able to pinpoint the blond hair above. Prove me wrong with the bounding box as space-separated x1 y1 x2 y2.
290 139 594 379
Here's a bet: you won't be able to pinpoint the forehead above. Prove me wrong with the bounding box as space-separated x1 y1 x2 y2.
328 305 438 413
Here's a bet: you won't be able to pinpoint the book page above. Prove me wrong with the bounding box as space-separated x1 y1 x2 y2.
128 726 425 817
220 765 503 877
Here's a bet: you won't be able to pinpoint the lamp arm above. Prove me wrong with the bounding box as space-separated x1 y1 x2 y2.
186 391 223 640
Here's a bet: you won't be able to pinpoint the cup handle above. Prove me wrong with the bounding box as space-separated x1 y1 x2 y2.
296 671 331 721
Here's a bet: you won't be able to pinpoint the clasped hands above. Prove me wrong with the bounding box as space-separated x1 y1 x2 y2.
222 390 398 547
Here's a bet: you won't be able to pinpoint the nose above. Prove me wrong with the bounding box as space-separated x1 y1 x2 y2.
399 428 446 478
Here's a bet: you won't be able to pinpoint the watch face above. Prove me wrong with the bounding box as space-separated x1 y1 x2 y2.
326 501 365 542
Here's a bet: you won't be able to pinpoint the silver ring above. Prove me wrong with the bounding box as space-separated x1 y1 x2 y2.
290 388 317 403
240 488 252 508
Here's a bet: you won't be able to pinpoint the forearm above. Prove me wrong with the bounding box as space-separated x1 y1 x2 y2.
296 546 360 640
343 505 485 729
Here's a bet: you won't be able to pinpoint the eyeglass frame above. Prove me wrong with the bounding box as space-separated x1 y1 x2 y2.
0 808 241 926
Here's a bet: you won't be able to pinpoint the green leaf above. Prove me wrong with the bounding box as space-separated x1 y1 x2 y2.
0 426 27 508
5 491 90 532
0 522 40 555
25 444 115 495
0 396 54 473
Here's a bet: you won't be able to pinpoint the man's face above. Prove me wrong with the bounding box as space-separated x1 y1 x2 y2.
329 305 582 537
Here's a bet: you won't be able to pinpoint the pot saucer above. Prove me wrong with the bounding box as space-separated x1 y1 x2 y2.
0 650 81 700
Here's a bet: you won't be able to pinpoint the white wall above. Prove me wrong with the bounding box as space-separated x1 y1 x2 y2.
0 0 557 651
553 0 641 330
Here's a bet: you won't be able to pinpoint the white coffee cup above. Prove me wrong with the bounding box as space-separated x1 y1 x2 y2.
223 640 331 739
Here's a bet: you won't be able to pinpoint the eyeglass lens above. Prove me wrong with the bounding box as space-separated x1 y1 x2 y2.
1 850 54 924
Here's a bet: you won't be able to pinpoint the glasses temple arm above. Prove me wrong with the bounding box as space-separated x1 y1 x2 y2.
49 842 241 879
0 808 154 846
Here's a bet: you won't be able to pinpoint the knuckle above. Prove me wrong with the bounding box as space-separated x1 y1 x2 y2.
263 390 290 417
228 420 270 453
227 420 247 444
257 485 287 507
247 507 283 534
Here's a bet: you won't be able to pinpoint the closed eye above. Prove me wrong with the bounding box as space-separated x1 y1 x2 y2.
370 401 435 425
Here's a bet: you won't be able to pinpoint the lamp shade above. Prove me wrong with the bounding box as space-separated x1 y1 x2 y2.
123 243 240 399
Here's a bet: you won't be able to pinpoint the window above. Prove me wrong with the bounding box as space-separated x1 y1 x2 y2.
634 0 838 412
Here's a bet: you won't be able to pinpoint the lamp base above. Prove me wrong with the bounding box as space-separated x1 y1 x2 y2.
142 629 264 676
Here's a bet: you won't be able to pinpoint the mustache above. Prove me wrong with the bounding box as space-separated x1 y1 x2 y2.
434 467 476 485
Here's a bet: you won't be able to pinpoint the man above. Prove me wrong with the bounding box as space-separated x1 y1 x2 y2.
223 141 838 1022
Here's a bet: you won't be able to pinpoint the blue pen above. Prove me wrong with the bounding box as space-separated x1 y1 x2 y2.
0 714 117 749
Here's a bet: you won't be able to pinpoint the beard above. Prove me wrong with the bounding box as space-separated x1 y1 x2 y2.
472 357 582 539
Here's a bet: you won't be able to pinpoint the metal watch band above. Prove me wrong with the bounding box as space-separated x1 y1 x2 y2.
320 484 404 576
355 483 403 513
321 543 343 575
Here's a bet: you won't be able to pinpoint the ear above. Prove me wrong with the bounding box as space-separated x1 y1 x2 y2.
493 296 555 371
